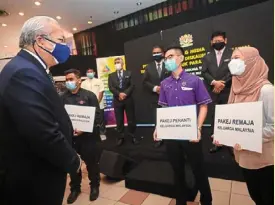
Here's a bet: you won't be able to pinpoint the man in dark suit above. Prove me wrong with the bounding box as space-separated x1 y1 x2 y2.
108 57 138 146
201 31 232 153
143 45 170 148
0 16 80 205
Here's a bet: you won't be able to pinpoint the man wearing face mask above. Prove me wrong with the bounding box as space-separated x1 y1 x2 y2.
201 31 232 153
154 46 212 205
82 68 106 138
61 69 101 204
108 57 138 146
0 16 81 205
143 45 170 148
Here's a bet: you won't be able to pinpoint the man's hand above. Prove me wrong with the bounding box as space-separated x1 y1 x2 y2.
234 143 242 151
212 80 225 93
153 129 161 141
119 93 127 101
156 86 161 94
74 129 83 137
190 129 201 143
213 139 223 147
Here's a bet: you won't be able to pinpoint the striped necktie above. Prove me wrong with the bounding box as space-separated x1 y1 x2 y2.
118 71 123 89
48 72 55 85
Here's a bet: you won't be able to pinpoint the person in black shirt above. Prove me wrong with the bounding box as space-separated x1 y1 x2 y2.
61 69 101 204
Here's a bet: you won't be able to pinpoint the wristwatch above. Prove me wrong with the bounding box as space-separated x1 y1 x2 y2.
198 127 202 131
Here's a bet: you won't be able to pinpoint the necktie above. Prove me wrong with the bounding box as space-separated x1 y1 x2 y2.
48 72 55 85
157 63 161 77
217 51 222 66
118 71 123 89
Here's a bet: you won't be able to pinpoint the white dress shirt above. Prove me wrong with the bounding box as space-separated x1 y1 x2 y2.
153 60 164 92
81 78 105 109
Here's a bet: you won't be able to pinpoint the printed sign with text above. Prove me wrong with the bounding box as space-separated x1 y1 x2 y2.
214 101 263 153
65 105 96 133
157 105 198 140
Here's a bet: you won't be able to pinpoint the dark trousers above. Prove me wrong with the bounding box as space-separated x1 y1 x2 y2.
114 98 136 138
242 165 274 205
209 89 230 135
165 140 212 205
69 134 100 191
151 102 161 124
99 109 106 135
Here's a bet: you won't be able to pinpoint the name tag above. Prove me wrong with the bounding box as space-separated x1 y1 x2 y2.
125 76 130 78
181 87 193 91
224 59 231 62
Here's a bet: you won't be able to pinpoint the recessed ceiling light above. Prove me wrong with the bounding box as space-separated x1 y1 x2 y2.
2 23 7 27
88 20 93 24
136 2 142 6
34 1 41 6
56 16 62 20
19 12 24 16
4 46 8 48
72 27 77 31
114 11 119 14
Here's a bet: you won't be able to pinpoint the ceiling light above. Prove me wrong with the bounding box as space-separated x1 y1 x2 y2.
136 2 142 6
34 1 41 6
72 27 77 31
2 23 7 27
114 11 119 14
19 12 24 16
4 46 7 48
88 20 93 24
56 16 62 20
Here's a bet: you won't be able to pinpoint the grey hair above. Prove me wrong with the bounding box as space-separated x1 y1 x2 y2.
19 16 58 48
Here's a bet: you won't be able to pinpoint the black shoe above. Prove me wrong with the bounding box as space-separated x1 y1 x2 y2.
209 145 222 153
67 190 81 204
154 140 163 148
132 137 140 145
90 187 99 201
116 138 124 146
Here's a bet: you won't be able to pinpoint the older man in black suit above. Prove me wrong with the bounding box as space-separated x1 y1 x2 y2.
108 57 139 146
0 16 80 205
202 31 232 153
143 46 170 148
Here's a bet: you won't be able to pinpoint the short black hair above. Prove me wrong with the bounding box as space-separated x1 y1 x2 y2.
87 68 95 72
165 46 184 55
152 45 164 52
64 69 81 79
211 31 226 40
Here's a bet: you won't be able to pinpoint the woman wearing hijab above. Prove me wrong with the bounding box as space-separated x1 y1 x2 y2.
214 47 274 205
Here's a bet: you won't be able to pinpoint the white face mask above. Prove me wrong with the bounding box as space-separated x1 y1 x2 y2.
115 63 122 70
228 59 246 76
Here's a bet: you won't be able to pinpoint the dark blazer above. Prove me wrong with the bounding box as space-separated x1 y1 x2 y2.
108 70 134 105
143 61 170 103
201 47 233 91
0 50 80 205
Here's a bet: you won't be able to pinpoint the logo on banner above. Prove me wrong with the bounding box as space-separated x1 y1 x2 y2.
179 34 193 48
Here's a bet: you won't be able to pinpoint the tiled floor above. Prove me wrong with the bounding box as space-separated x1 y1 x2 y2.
63 166 255 205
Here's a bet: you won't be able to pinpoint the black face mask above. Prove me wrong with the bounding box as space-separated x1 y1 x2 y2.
152 53 163 62
212 42 226 51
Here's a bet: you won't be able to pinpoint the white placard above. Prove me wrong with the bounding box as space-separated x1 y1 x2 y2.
157 105 198 140
214 101 263 153
65 105 96 133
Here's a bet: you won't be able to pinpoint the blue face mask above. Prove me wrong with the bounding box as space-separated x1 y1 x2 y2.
41 37 71 64
87 73 95 79
165 58 178 72
66 81 77 91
